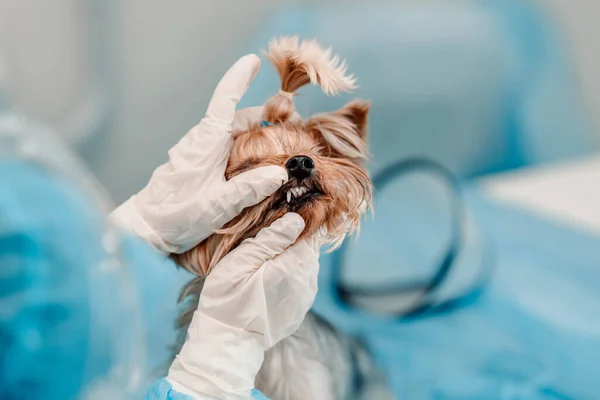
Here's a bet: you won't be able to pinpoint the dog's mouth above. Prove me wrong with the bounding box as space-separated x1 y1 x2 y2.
285 185 320 204
274 180 323 211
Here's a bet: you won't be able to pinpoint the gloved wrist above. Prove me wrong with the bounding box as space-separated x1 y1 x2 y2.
167 312 265 400
109 196 171 254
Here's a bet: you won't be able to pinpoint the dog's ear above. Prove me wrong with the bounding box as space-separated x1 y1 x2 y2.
305 100 371 163
335 100 370 141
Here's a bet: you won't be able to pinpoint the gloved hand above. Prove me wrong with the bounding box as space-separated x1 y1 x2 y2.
110 54 288 254
166 213 319 400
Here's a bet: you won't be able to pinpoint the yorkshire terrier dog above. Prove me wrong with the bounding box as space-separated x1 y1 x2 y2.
172 37 392 400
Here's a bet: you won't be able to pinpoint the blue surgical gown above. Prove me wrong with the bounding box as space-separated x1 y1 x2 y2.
146 380 271 400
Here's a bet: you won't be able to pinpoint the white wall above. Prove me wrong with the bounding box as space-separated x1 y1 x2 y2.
0 0 100 143
536 0 600 140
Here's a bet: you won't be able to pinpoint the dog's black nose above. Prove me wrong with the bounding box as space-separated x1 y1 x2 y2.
285 155 315 179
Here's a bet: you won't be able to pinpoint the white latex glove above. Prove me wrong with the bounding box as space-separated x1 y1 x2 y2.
167 213 320 400
110 55 288 254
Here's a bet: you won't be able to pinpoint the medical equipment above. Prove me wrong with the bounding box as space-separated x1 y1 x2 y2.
305 154 600 398
331 158 490 319
0 101 191 399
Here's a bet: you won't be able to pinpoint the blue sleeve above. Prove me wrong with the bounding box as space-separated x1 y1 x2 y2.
145 379 272 400
145 379 194 400
251 389 272 400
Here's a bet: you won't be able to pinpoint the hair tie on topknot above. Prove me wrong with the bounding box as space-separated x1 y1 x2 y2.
261 121 276 127
278 89 295 100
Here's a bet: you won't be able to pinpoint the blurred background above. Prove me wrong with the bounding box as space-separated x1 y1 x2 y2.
0 0 598 202
2 1 600 399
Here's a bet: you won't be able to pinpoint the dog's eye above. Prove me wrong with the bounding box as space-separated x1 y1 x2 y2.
228 158 260 176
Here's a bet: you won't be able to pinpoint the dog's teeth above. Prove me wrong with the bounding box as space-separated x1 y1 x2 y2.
287 186 311 202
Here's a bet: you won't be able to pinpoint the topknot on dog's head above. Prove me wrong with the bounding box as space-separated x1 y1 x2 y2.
262 36 357 124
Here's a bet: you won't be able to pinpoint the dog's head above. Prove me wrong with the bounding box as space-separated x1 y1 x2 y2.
174 36 373 276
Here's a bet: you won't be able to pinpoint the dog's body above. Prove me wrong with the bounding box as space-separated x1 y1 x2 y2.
171 37 393 400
